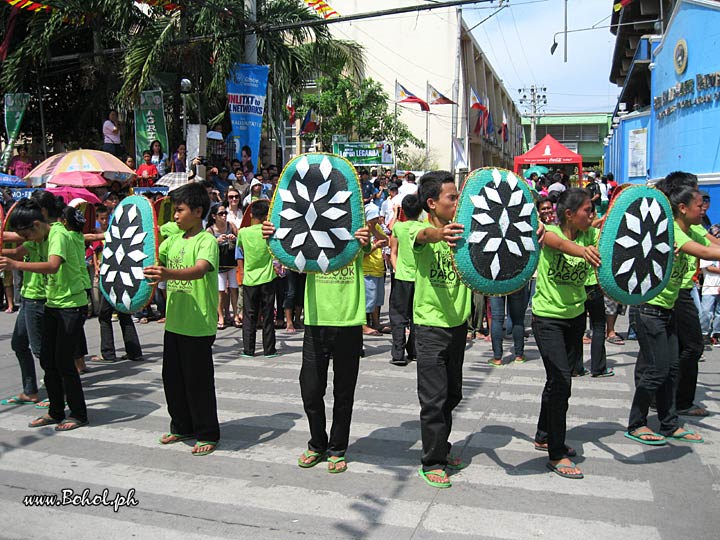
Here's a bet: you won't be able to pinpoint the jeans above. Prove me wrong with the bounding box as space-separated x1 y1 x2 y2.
700 293 720 336
584 285 608 375
532 313 584 461
416 324 466 471
41 306 88 423
11 298 45 396
675 289 703 410
98 295 142 360
300 325 362 456
389 278 415 362
489 286 527 359
628 304 679 435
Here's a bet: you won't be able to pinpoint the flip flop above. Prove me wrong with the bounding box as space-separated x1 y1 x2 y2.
418 467 452 488
1 395 38 405
327 456 347 474
668 430 704 443
488 359 504 367
363 330 382 336
35 399 52 409
158 433 194 445
28 415 59 428
624 430 667 446
192 441 217 456
546 461 584 479
677 407 709 417
591 368 615 378
89 356 116 364
606 335 625 345
446 454 468 471
533 442 577 457
298 449 324 468
55 418 88 431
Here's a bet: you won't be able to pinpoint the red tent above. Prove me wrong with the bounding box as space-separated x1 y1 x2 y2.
514 134 583 180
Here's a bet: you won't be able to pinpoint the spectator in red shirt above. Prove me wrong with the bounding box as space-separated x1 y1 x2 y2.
135 150 158 187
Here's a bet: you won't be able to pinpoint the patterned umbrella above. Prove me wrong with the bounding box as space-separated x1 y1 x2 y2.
24 149 136 186
155 172 195 192
46 186 102 205
0 172 26 187
51 171 108 187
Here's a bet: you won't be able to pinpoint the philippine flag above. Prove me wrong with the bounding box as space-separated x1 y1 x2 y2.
286 96 296 125
470 87 487 112
502 110 508 142
396 82 430 112
300 108 318 134
428 83 455 105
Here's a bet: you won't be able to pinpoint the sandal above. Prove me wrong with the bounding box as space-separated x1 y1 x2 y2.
28 415 59 428
446 454 468 470
327 456 347 474
677 406 709 417
418 467 451 488
606 334 625 345
668 429 704 443
192 441 217 456
55 418 88 431
363 330 381 336
159 433 194 445
298 449 325 468
533 442 577 457
89 355 116 364
34 399 51 409
624 429 666 446
1 395 38 405
488 359 503 367
514 355 527 364
546 461 584 479
591 368 615 378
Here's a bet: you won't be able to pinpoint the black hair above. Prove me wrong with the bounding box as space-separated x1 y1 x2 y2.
406 172 416 182
241 145 251 157
656 181 699 217
31 190 65 219
556 188 590 225
95 204 109 214
142 150 152 157
107 109 117 118
535 196 552 211
197 180 214 191
171 182 210 216
150 139 163 154
62 206 86 232
401 194 422 219
8 198 45 230
658 171 698 193
251 200 270 220
373 179 381 189
606 173 614 181
417 170 454 212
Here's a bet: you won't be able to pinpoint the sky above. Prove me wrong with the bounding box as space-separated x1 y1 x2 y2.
463 0 621 113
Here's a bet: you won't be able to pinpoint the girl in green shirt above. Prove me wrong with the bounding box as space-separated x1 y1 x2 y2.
531 188 600 480
626 177 720 446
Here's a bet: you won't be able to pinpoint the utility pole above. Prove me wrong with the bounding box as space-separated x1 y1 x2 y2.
518 85 547 148
244 0 257 64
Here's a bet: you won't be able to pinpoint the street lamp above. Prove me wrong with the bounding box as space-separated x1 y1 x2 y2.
180 78 192 141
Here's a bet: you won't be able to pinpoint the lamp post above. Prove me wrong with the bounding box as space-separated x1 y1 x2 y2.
180 78 192 141
518 86 547 148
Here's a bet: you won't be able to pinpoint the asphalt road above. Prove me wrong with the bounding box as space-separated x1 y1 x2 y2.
0 300 718 539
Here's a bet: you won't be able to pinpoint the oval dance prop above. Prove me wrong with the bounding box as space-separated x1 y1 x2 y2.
99 195 159 314
154 196 174 229
67 198 97 234
452 167 540 295
268 153 364 273
597 185 674 305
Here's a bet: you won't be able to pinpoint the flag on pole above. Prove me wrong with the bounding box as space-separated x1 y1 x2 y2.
286 96 296 125
300 108 318 134
427 83 455 105
302 0 340 19
453 137 467 169
501 110 508 142
469 87 486 112
396 82 429 111
613 0 633 12
485 110 494 139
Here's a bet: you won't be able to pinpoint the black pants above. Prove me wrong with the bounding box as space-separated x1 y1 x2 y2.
532 313 584 461
300 325 362 456
243 280 277 356
162 331 220 442
628 304 679 435
41 306 88 423
416 324 466 471
389 278 415 362
584 285 608 375
675 288 703 410
98 295 142 360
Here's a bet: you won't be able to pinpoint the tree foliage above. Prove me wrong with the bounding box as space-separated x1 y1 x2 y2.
298 76 423 162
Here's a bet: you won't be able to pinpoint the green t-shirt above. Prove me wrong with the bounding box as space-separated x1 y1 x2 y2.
160 221 181 239
237 224 275 286
304 257 366 327
650 222 707 309
583 227 600 286
21 239 48 300
46 225 90 309
680 224 710 289
392 220 423 282
532 225 597 319
159 230 219 337
411 223 471 328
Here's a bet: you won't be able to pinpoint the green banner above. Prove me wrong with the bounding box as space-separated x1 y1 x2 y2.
332 141 394 166
134 90 169 164
1 93 31 172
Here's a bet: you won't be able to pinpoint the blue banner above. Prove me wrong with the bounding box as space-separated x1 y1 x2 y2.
226 64 269 171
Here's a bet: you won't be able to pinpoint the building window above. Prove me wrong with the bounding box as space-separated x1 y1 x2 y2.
580 124 599 141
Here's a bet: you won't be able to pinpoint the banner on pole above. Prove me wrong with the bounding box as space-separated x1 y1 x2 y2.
1 92 31 172
227 64 269 169
332 141 394 166
134 90 170 165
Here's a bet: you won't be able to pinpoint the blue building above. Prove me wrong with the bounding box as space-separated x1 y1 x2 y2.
604 0 720 222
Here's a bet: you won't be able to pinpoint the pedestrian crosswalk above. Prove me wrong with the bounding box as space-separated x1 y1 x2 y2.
0 328 718 539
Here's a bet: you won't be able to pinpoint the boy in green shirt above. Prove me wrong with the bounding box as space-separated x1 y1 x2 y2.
388 194 423 366
237 200 277 357
412 171 471 488
144 183 221 456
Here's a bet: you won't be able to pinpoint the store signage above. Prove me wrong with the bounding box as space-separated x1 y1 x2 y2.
653 71 720 119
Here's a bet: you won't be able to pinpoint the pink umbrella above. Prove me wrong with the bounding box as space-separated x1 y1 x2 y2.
24 149 136 186
46 187 102 205
50 171 108 188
